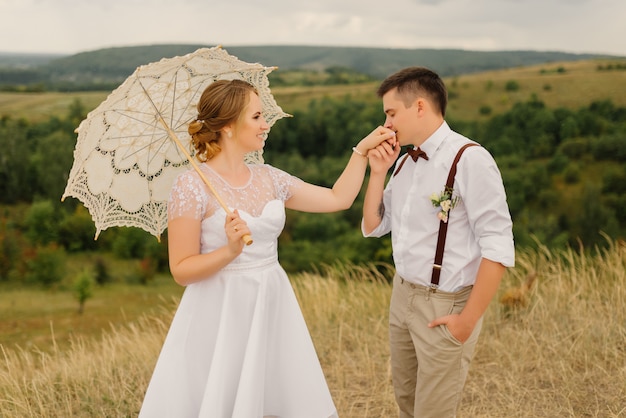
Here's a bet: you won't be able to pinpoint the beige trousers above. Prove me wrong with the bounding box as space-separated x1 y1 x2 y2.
389 274 483 418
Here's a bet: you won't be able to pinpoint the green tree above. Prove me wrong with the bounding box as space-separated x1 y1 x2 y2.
111 227 153 259
559 138 589 159
143 235 169 272
30 129 76 201
0 118 34 203
73 269 95 314
24 200 61 246
0 217 22 281
482 99 559 158
592 134 626 162
26 244 66 287
58 205 98 252
559 116 580 139
601 165 626 194
572 183 619 248
67 98 86 127
505 80 520 91
92 256 111 285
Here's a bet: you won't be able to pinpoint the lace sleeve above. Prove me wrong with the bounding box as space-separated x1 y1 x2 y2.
167 171 208 221
267 165 303 201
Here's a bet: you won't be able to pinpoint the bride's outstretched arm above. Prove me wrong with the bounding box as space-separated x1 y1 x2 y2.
286 126 396 213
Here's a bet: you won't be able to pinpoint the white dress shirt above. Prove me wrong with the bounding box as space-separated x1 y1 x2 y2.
363 121 515 292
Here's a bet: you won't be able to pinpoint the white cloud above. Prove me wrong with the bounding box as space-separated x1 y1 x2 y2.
0 0 624 56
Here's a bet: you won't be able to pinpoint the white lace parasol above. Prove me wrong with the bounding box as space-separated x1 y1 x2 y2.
62 46 289 241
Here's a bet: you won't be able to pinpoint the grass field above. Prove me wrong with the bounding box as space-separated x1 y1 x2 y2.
2 58 625 123
447 59 626 120
1 242 625 417
0 275 182 352
0 91 107 123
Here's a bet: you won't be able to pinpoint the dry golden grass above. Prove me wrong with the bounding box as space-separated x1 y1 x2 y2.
0 83 379 124
464 238 626 418
0 91 108 123
0 314 169 417
271 82 379 112
1 242 625 417
292 263 398 417
446 59 626 121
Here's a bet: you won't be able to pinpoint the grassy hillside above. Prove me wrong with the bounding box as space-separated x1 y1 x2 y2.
1 243 625 417
0 91 107 122
446 58 626 121
1 58 625 123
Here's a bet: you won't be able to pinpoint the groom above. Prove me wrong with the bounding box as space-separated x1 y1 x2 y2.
361 66 515 418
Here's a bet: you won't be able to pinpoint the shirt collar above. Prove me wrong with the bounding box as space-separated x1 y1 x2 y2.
418 121 451 158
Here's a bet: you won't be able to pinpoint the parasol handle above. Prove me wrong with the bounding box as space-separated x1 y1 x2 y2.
159 117 253 245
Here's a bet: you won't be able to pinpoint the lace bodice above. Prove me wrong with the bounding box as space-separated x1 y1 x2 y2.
168 163 302 221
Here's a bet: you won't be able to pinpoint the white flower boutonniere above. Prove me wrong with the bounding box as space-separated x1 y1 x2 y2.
430 187 459 223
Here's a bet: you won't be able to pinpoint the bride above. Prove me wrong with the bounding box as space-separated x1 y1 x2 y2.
138 79 396 418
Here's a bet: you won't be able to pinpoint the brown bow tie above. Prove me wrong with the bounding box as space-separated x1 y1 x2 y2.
407 147 429 161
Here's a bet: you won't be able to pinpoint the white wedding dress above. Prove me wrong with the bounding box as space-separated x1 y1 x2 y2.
139 163 338 418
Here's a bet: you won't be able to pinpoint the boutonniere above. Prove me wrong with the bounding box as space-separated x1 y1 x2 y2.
430 187 459 223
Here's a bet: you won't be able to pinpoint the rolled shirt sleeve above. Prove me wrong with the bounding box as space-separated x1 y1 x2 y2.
459 147 515 268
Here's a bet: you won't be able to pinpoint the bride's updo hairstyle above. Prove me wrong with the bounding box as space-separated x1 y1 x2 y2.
189 79 258 162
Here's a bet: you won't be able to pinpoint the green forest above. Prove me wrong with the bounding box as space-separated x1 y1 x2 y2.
2 93 625 285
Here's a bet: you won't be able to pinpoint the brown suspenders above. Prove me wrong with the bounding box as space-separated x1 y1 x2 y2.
390 142 479 290
392 153 411 178
429 143 478 291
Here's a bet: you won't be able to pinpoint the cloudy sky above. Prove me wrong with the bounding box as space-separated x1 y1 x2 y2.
2 0 625 56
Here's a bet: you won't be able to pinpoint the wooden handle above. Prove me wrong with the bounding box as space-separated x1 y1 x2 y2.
242 234 253 245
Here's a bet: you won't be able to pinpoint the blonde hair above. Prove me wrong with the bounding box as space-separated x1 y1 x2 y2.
189 79 258 161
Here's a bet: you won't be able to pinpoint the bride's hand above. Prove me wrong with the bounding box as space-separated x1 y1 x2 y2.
356 126 397 155
225 210 249 254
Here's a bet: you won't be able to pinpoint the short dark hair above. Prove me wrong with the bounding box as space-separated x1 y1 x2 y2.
377 67 447 117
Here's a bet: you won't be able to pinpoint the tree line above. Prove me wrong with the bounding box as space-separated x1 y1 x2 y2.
1 95 625 287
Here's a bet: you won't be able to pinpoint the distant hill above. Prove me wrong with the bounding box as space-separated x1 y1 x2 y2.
221 45 612 78
0 52 65 68
0 44 620 90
